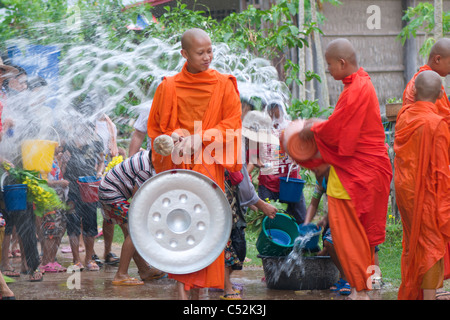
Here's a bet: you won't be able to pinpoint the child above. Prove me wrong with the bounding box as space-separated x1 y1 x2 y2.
394 70 450 300
64 122 104 271
98 149 165 285
40 145 69 273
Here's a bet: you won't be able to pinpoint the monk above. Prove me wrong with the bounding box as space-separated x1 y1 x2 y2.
403 38 450 118
147 28 242 300
395 70 450 300
299 38 392 300
403 38 450 285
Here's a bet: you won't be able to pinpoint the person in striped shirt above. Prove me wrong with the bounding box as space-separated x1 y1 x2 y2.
99 150 165 285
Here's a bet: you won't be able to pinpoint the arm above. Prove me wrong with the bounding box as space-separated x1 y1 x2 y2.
129 129 147 157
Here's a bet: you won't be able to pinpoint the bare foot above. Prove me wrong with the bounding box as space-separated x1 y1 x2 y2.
346 288 370 300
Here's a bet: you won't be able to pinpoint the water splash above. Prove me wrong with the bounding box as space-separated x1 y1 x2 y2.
1 19 293 163
264 232 315 284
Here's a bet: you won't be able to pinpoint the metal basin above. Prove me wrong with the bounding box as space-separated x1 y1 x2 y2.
129 169 232 274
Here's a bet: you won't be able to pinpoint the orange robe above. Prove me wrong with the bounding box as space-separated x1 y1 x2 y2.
403 65 450 280
394 101 450 300
147 63 242 290
403 64 450 118
311 68 392 291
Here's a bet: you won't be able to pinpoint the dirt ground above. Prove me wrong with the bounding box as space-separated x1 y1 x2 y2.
1 235 405 301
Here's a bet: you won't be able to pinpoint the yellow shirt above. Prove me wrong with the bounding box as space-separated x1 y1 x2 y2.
327 166 350 199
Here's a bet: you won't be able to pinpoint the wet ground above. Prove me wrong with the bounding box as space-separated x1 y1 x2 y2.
4 237 400 301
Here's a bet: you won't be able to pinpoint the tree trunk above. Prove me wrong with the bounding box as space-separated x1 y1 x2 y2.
298 0 306 100
434 0 443 40
311 0 329 108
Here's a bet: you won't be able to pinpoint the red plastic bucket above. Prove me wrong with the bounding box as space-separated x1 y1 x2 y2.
77 176 101 203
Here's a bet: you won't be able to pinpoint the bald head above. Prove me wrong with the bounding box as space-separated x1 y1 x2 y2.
324 38 359 80
181 28 211 50
325 38 358 66
429 38 450 59
427 38 450 77
414 70 443 103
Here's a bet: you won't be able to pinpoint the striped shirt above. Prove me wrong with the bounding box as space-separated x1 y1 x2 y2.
99 150 154 204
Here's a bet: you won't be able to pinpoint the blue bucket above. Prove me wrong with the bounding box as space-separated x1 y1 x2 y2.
295 223 322 252
3 184 28 212
268 229 292 246
279 177 305 202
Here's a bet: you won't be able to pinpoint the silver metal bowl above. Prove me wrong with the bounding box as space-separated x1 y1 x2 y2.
129 169 232 274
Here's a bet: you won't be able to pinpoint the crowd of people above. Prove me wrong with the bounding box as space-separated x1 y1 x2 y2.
0 28 449 301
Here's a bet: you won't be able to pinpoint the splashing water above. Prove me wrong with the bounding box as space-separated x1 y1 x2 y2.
0 18 293 165
265 232 316 284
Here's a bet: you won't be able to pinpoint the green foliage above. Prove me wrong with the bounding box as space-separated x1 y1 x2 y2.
287 98 332 120
398 2 450 59
386 97 402 104
0 0 332 130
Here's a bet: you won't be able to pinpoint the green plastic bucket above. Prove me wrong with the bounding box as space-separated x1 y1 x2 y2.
256 213 300 256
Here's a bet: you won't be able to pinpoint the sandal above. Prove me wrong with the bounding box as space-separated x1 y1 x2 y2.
105 253 120 265
28 269 43 282
436 290 450 300
112 277 144 286
330 278 347 292
71 262 84 271
140 270 167 281
86 261 100 271
1 269 20 278
52 262 67 272
92 254 104 267
41 263 59 273
220 292 242 300
339 281 351 296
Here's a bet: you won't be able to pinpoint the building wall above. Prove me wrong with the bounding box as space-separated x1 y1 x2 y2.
320 0 450 112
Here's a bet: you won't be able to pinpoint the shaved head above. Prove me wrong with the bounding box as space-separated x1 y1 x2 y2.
325 38 358 66
181 28 211 50
415 70 443 102
324 38 359 80
427 38 450 77
180 28 213 74
429 38 450 60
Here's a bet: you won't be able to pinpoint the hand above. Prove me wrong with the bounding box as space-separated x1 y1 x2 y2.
317 216 328 229
59 179 70 188
255 199 277 219
174 134 202 157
